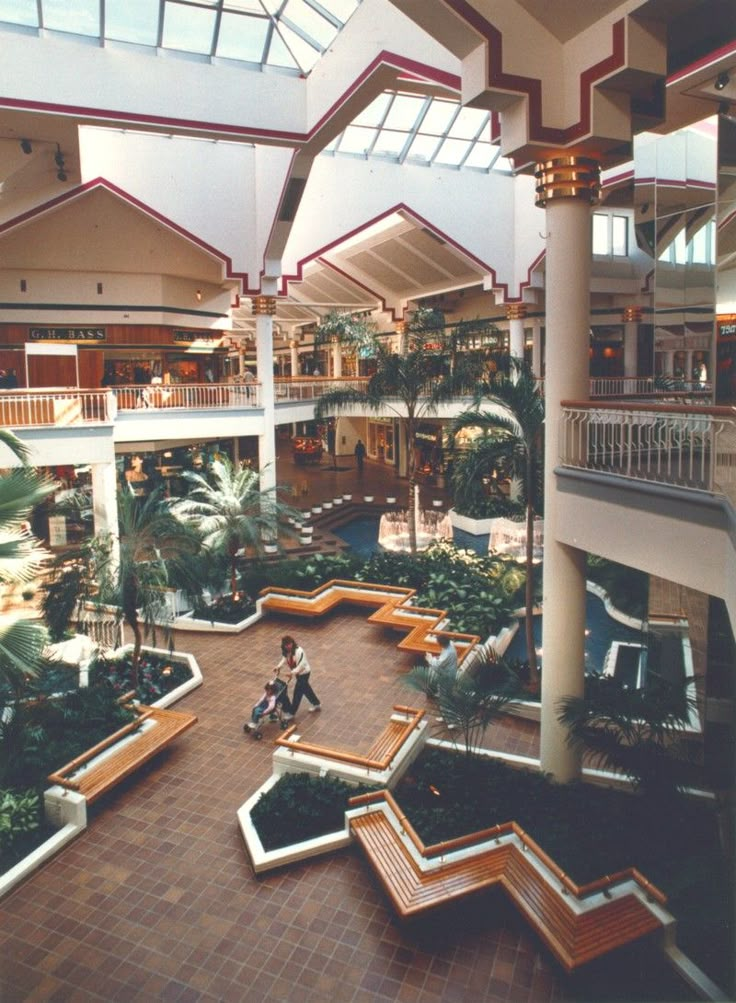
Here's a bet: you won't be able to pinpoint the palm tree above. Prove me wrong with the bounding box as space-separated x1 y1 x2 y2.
405 647 520 763
449 359 544 677
557 672 698 799
0 430 56 693
172 458 299 598
316 335 482 553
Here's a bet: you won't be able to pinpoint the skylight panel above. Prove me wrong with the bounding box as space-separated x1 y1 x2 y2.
320 0 359 19
283 0 336 47
338 125 375 155
383 94 425 131
265 27 300 70
434 137 472 166
43 0 99 36
463 143 495 169
277 20 321 72
353 93 391 128
106 0 160 46
0 0 38 27
448 107 489 140
420 100 457 136
163 2 217 54
226 0 267 10
405 133 441 163
216 11 269 62
372 129 408 158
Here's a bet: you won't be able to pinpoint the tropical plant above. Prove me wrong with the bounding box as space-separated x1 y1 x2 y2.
314 310 379 358
0 788 40 855
557 672 699 799
449 357 544 677
0 430 56 694
405 648 521 762
316 333 483 553
173 458 299 599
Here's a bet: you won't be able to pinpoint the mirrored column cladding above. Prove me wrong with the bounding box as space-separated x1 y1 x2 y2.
535 155 599 782
622 305 642 379
506 303 527 362
253 293 278 494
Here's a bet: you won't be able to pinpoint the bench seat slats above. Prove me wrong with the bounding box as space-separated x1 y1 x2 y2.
350 809 665 971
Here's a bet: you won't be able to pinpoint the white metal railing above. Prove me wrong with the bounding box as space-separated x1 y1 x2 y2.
274 377 369 402
560 401 736 508
0 389 114 426
535 378 712 399
113 382 261 411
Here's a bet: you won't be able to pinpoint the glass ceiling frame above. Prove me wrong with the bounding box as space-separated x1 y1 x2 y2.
323 89 513 174
0 0 361 75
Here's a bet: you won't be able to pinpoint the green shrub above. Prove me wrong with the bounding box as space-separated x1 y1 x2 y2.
0 788 40 855
250 772 374 851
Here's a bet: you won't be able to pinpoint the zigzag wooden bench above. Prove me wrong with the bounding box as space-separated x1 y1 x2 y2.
273 706 427 785
47 694 198 804
347 789 669 972
259 579 480 665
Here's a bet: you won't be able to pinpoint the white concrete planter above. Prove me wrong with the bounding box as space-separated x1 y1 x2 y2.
311 505 323 515
108 644 203 706
432 500 443 508
323 501 333 509
174 607 262 635
386 497 397 504
342 494 352 501
363 495 374 502
333 497 343 505
0 821 83 902
263 544 278 554
448 509 495 535
237 775 352 874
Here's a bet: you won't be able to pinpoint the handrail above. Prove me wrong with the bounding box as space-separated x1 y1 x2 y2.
562 399 736 417
348 788 667 905
274 706 424 771
47 704 154 788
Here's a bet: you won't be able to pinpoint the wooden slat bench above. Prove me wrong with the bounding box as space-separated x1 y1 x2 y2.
274 705 424 773
347 791 668 972
47 702 198 804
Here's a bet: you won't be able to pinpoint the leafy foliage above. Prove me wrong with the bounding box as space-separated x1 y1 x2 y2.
90 651 192 705
586 554 649 620
0 788 40 855
250 773 374 851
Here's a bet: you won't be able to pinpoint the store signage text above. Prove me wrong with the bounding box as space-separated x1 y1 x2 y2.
173 330 215 343
29 327 106 341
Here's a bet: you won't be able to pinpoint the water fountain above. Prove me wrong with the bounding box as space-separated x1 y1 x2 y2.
378 490 452 552
488 516 544 563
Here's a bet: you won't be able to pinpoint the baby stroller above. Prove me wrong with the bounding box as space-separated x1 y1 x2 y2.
244 676 291 740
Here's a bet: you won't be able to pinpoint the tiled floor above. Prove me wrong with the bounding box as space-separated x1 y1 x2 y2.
0 457 698 1002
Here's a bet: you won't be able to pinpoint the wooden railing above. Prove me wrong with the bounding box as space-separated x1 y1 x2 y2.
274 705 425 772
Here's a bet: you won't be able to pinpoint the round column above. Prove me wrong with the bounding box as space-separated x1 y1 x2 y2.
535 156 599 781
253 295 277 494
332 339 342 378
622 305 641 381
531 319 543 378
506 303 527 362
289 339 299 378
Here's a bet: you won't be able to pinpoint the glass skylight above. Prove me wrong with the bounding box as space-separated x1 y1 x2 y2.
324 90 513 173
0 0 361 74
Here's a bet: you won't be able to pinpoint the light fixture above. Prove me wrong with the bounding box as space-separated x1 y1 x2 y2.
715 72 730 91
55 144 67 181
20 139 32 155
195 289 202 302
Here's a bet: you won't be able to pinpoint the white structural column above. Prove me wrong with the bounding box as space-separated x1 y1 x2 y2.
622 306 641 378
289 339 299 377
332 340 342 378
536 156 599 781
506 303 527 360
254 293 278 495
91 458 119 564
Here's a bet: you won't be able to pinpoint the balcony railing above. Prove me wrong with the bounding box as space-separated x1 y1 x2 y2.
0 389 115 426
535 377 712 399
560 401 736 508
114 382 261 411
274 377 369 402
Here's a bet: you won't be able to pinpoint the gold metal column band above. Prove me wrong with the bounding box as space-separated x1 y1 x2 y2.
622 306 642 323
252 295 277 316
505 303 528 321
534 156 600 207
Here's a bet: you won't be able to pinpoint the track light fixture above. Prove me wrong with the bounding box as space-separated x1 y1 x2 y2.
715 72 730 91
55 144 67 182
20 138 32 155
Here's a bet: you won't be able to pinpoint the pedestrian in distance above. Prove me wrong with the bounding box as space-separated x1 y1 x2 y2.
354 438 366 473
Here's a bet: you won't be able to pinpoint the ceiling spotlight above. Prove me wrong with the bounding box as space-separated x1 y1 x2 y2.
54 145 65 168
57 170 67 182
715 72 730 91
20 139 32 155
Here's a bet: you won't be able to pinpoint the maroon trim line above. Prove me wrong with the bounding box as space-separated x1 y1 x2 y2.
0 52 459 147
602 169 634 189
667 39 736 84
0 177 253 289
279 202 545 304
441 2 627 146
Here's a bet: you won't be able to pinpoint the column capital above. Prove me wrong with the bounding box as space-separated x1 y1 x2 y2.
535 156 600 208
622 305 643 323
252 295 277 316
505 303 528 321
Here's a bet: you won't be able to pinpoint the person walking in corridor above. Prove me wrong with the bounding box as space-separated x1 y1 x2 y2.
354 438 366 473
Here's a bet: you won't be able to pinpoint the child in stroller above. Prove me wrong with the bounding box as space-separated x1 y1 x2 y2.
244 676 291 739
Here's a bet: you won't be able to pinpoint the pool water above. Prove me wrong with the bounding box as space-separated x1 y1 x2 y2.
332 516 489 558
505 592 644 674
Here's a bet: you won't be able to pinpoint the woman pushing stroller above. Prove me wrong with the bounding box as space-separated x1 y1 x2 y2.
275 635 321 716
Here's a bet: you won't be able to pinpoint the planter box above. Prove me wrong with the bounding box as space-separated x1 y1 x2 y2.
342 494 352 501
237 775 351 874
0 821 83 902
363 495 374 503
107 644 203 706
448 509 495 536
174 608 262 635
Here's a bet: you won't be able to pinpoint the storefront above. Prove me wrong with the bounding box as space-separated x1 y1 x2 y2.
367 419 395 465
414 422 445 485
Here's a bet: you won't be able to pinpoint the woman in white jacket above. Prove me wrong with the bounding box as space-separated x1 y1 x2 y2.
276 635 321 717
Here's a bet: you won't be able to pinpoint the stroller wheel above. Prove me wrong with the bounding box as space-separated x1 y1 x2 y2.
254 731 263 740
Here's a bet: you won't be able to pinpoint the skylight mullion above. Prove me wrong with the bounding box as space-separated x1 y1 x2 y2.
36 0 43 29
157 0 165 46
279 14 323 55
303 0 340 30
457 115 490 170
396 129 416 165
210 0 223 56
425 134 448 166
